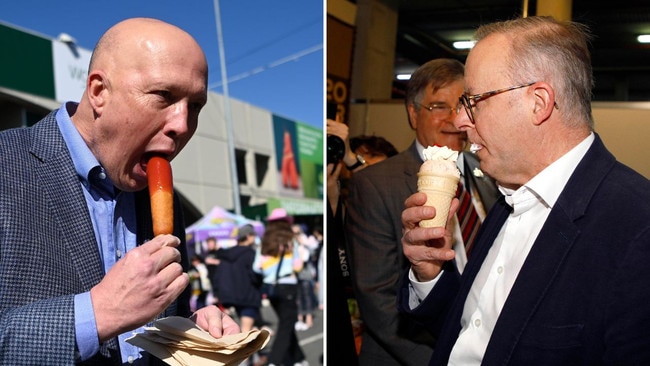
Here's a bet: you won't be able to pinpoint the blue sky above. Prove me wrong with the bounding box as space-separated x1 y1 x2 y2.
0 0 324 129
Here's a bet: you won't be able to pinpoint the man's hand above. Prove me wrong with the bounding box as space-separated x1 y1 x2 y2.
402 192 459 282
91 235 189 341
190 305 241 338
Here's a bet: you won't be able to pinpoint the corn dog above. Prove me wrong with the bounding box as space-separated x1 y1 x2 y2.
147 155 174 236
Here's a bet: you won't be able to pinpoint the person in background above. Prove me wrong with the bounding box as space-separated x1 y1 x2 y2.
253 224 307 366
0 17 238 365
293 223 317 331
311 226 324 311
349 134 398 166
265 207 294 228
327 119 370 175
189 255 212 311
203 236 221 305
324 115 386 366
214 224 262 333
399 16 650 365
345 58 500 366
336 134 399 204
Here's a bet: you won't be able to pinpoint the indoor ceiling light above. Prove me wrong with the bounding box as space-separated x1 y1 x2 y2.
637 35 650 43
452 41 475 50
396 73 411 80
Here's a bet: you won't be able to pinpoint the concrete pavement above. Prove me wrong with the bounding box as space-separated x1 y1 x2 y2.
227 299 324 366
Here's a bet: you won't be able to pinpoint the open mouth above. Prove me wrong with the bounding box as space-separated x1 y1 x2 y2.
142 152 169 173
469 143 482 153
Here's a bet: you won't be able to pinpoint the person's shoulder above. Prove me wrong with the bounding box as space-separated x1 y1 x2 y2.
1 111 61 155
0 117 40 146
609 162 650 201
567 150 650 224
588 136 649 199
229 245 250 255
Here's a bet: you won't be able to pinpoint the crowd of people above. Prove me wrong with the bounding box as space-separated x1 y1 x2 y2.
188 208 323 366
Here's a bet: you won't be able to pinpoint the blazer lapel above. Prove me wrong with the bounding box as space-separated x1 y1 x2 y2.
405 142 422 194
30 116 105 290
482 207 579 364
476 134 614 363
431 197 512 365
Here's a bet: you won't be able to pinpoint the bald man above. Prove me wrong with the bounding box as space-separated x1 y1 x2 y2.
0 18 239 365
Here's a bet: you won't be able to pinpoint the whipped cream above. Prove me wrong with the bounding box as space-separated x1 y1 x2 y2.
420 146 461 177
423 145 459 161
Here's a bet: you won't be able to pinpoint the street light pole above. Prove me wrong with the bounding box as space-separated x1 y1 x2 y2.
213 0 242 215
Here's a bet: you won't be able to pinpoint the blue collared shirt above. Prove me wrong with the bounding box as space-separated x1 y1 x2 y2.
56 103 145 364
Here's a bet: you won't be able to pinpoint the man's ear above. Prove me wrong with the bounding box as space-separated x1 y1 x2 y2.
531 82 556 126
86 71 108 114
407 103 418 130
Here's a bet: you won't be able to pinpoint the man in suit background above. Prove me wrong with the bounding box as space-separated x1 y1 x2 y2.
399 16 650 365
345 58 500 366
0 18 238 365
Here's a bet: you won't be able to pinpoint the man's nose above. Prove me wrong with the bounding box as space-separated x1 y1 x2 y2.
454 104 473 130
166 102 191 136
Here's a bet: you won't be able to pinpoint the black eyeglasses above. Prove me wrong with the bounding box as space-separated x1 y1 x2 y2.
457 82 536 124
413 101 456 118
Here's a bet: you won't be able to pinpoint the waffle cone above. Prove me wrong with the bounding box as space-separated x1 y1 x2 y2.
417 172 459 227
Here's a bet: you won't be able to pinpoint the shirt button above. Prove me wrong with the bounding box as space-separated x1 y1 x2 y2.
116 250 122 258
98 172 107 180
127 356 134 364
497 266 504 274
474 318 481 327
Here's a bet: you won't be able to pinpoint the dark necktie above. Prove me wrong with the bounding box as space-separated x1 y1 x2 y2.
457 180 480 256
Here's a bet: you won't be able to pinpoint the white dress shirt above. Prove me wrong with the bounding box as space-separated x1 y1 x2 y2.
410 134 595 365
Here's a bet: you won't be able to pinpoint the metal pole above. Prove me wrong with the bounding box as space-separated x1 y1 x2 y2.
536 0 572 21
213 0 242 215
522 0 529 17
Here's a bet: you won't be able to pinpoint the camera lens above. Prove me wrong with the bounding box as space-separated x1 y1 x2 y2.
327 135 345 165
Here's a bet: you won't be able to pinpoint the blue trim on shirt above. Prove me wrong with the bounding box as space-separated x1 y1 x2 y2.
74 293 99 359
56 103 142 362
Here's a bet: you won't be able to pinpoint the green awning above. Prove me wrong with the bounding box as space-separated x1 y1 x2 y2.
266 197 323 216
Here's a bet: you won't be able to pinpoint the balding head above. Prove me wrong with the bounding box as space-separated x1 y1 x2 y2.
89 18 207 78
73 17 209 192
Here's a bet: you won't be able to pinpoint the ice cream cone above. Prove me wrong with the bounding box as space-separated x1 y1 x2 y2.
417 172 459 227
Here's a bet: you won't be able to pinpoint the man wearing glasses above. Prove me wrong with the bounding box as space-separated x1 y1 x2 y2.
399 16 650 365
345 58 500 366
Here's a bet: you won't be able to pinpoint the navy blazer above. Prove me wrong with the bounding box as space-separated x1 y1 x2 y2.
399 134 650 365
346 142 500 366
0 111 190 365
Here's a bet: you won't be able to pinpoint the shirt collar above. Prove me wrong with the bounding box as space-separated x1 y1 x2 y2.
56 102 116 197
499 132 595 213
415 139 426 162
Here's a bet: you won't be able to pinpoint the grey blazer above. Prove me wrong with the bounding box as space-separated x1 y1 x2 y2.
0 111 190 365
345 142 499 366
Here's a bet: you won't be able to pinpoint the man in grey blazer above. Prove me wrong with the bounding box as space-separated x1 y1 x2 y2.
399 16 650 365
345 59 500 366
0 18 238 365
